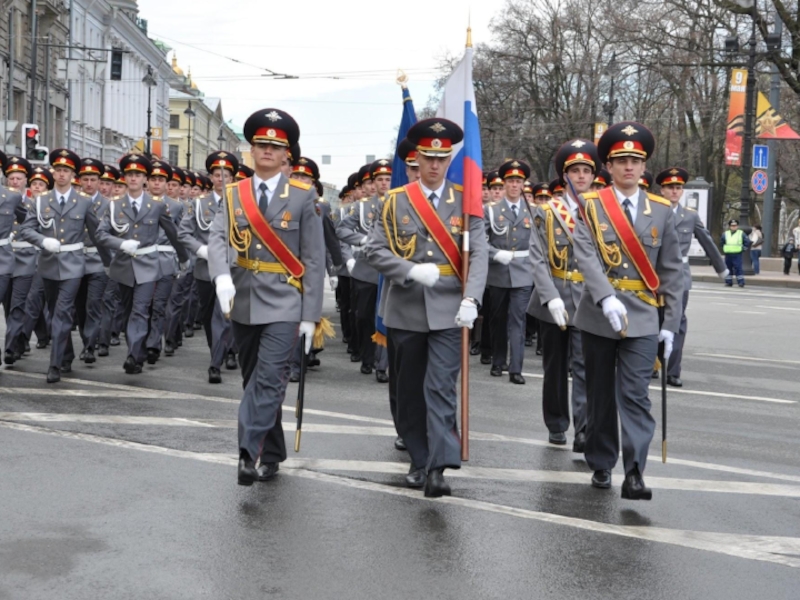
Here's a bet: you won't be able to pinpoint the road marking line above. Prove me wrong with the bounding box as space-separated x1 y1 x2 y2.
2 420 799 569
733 310 766 315
694 353 800 366
756 305 800 311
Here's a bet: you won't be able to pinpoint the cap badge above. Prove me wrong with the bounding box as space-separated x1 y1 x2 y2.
265 111 282 122
267 128 277 137
571 140 586 148
623 141 634 150
379 159 388 165
511 160 520 167
621 125 638 136
430 122 446 133
576 153 584 159
431 139 442 149
219 152 227 158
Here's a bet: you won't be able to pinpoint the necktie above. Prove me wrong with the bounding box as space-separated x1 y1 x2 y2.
512 204 519 218
428 192 437 208
59 195 65 207
622 199 634 225
132 200 139 216
259 182 269 214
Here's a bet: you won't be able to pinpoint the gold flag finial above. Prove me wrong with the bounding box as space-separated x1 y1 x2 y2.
466 11 473 48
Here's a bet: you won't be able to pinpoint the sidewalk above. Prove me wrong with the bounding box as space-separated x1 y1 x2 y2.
691 265 800 289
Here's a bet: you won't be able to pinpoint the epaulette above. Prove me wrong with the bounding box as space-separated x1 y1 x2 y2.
487 201 497 207
388 186 405 195
452 183 464 192
647 192 670 207
686 206 696 212
582 192 599 200
225 182 237 190
289 179 311 191
540 203 552 211
112 195 121 200
359 197 370 203
79 191 90 197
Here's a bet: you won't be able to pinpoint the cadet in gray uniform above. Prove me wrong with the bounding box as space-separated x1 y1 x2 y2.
94 154 189 375
207 108 324 486
484 159 535 384
528 140 596 450
656 167 728 387
97 165 123 356
17 149 111 383
571 122 683 499
163 166 192 356
366 118 488 498
177 154 238 383
337 160 391 381
75 158 110 365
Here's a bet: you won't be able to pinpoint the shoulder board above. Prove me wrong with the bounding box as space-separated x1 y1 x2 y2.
452 183 464 192
686 206 696 212
582 192 599 200
79 191 90 197
647 193 670 207
289 179 311 191
359 198 370 203
225 182 237 190
317 197 328 204
151 196 163 202
540 203 552 211
487 201 496 207
112 195 121 200
388 186 405 195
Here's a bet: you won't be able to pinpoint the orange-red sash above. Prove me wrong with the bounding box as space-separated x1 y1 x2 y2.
596 187 660 292
548 198 576 237
237 178 305 279
405 181 462 281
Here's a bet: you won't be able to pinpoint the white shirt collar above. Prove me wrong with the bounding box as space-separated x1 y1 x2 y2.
613 186 639 214
252 172 282 195
213 191 222 203
129 194 144 206
505 197 522 211
562 194 578 214
420 181 446 207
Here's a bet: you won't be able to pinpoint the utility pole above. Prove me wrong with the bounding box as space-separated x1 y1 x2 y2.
44 34 51 147
28 0 38 125
737 4 758 275
762 16 783 255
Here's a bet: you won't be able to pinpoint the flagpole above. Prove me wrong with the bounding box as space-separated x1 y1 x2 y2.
460 24 473 463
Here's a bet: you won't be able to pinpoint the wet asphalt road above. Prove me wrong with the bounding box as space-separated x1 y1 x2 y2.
1 282 799 599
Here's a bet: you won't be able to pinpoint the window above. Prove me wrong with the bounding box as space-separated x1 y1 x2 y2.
169 114 181 129
169 145 179 165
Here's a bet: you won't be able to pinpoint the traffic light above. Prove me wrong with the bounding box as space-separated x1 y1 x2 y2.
110 50 123 81
21 123 48 163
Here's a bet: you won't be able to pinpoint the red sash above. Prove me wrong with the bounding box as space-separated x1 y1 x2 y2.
596 187 659 292
237 178 305 278
405 182 462 281
548 198 576 237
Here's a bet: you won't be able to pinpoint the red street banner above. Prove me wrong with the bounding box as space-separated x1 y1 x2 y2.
725 69 747 166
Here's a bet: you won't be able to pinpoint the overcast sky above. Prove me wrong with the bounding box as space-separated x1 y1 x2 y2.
137 0 507 185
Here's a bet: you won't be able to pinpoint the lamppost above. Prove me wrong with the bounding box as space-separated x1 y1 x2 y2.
602 52 619 126
142 66 157 155
217 124 226 151
184 101 196 169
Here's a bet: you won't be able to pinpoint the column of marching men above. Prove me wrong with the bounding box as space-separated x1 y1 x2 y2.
0 112 730 500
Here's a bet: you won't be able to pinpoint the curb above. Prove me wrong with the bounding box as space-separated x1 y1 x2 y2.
692 274 800 289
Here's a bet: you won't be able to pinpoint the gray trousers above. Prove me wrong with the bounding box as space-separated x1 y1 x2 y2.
165 271 193 344
196 278 232 369
119 281 157 364
146 275 174 351
667 290 690 378
489 285 532 373
233 320 298 462
42 277 81 369
540 321 587 434
77 271 109 351
390 327 462 472
5 274 33 354
22 273 50 344
98 279 122 347
582 330 657 475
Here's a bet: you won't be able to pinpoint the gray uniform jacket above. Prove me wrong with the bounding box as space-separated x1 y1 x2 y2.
95 192 188 287
366 181 488 332
178 193 221 282
0 185 28 276
484 199 535 288
528 202 583 324
18 188 109 281
156 196 185 278
572 189 684 338
83 193 110 275
337 195 382 285
333 205 353 277
316 199 343 270
673 203 726 291
207 175 325 325
10 194 38 278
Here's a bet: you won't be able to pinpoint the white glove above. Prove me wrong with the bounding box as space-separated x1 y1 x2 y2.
659 329 675 362
329 276 338 291
494 250 513 265
601 295 628 333
455 299 478 329
719 268 730 280
299 321 315 354
407 263 440 287
346 258 356 274
196 245 209 261
215 274 236 314
361 235 369 245
120 240 140 256
547 297 568 328
42 238 61 253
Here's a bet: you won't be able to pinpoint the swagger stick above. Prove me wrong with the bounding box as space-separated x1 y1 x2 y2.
294 334 309 452
658 298 667 463
461 213 470 462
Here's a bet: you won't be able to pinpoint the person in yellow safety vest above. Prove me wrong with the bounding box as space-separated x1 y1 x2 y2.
721 219 751 287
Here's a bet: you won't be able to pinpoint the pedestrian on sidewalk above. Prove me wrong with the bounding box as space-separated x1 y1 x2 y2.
781 237 796 275
750 225 763 274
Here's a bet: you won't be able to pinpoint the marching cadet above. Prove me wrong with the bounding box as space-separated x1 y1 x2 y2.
99 166 115 199
164 166 193 356
366 118 488 497
236 164 255 180
484 159 535 384
337 160 391 381
482 172 490 203
17 149 111 383
532 182 551 205
571 122 683 499
94 154 189 375
2 156 36 365
523 180 533 205
339 171 363 360
528 139 596 449
488 170 504 202
97 164 124 356
112 169 128 199
656 168 727 387
207 107 325 486
638 170 654 190
549 178 565 200
721 219 750 287
592 168 610 190
177 153 238 382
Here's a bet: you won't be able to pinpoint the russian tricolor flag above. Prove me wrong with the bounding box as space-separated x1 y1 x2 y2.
436 37 484 218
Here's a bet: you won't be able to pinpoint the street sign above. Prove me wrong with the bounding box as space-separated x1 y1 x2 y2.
751 169 768 194
753 144 769 169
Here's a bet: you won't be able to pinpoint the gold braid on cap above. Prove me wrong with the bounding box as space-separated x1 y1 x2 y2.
545 209 568 274
586 198 622 271
382 190 416 260
226 184 251 254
